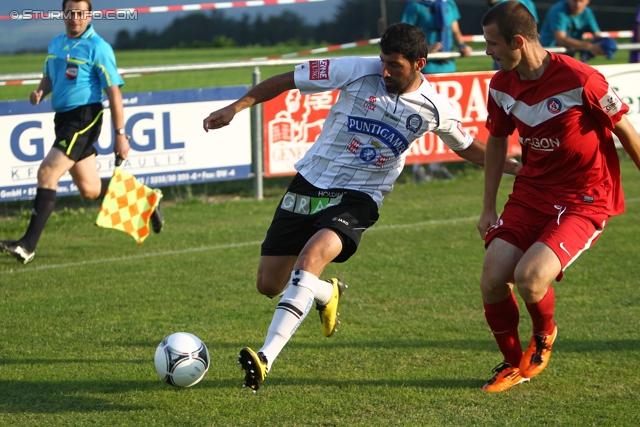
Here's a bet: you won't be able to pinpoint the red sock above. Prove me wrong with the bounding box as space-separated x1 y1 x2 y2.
525 285 556 335
484 293 523 367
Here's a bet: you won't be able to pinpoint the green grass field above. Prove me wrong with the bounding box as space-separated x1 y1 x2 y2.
1 161 639 426
1 43 639 426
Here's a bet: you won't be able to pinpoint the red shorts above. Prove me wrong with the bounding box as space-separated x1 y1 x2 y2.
485 198 609 279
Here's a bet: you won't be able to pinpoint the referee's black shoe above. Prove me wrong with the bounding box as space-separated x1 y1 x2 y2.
0 240 35 264
150 189 164 233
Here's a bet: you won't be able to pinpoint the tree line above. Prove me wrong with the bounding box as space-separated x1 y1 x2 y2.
114 0 634 51
115 0 407 50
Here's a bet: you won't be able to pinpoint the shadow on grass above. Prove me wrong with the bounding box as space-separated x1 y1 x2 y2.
0 379 155 413
0 376 484 415
0 377 253 414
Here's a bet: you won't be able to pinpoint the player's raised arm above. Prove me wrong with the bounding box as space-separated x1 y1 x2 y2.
203 71 296 132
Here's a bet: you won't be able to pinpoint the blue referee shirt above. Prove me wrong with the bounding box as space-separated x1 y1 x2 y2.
539 0 600 47
43 25 123 113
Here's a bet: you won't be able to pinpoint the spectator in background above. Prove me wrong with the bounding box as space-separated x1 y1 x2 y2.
539 0 609 60
401 0 472 183
630 5 640 63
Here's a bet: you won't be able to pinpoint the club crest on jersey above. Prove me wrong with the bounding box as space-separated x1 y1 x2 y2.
358 144 380 164
406 114 422 133
309 60 330 80
346 137 388 167
546 98 562 114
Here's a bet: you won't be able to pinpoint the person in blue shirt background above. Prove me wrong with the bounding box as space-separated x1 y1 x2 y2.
401 0 472 74
539 0 608 59
401 0 472 182
0 0 162 264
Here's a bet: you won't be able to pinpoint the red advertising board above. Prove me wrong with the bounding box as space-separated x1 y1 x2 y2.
263 70 521 177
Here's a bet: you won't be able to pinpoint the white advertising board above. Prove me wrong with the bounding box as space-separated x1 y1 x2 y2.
0 86 251 201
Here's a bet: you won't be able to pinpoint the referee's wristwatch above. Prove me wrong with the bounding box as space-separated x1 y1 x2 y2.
115 128 126 135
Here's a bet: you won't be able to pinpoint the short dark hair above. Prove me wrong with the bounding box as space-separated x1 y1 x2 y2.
62 0 92 12
481 1 538 45
379 22 429 64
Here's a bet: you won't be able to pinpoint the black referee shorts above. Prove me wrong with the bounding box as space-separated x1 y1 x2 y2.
261 173 380 263
53 103 104 161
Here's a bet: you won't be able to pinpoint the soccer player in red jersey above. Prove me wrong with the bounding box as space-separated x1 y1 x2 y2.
477 1 640 392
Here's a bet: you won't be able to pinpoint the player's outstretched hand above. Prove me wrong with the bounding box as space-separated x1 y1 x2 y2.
203 106 236 132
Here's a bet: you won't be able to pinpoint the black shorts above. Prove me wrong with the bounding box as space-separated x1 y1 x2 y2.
53 103 104 161
261 173 380 263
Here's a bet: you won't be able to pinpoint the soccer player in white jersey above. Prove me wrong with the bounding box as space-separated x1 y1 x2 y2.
203 22 520 392
478 2 640 392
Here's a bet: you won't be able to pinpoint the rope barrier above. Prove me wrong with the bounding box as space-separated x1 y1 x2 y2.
1 36 638 86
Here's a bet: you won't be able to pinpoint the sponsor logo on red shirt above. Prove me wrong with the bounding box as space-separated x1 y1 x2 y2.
309 60 330 80
599 87 622 116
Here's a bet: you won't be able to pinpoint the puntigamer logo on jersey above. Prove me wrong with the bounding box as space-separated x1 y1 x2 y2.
347 116 409 157
309 60 330 80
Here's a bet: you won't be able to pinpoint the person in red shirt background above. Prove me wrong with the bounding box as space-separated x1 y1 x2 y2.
477 1 640 392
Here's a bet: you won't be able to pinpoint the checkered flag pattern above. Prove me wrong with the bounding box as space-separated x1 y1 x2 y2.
96 168 159 244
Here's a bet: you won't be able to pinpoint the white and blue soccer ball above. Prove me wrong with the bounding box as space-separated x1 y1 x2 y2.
154 332 210 388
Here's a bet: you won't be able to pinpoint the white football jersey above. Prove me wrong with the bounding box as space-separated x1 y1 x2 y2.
293 56 472 207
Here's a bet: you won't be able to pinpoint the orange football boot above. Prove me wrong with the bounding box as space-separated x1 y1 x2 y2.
482 362 530 392
519 326 558 379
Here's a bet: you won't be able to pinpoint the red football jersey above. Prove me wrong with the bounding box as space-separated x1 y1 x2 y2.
486 53 628 216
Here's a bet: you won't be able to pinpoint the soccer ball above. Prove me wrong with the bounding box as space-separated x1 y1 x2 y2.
154 332 210 388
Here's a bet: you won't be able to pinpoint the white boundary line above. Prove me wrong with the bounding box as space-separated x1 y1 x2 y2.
2 199 640 275
0 216 479 275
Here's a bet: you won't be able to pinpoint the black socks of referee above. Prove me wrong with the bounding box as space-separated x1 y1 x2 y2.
99 177 111 200
20 188 56 253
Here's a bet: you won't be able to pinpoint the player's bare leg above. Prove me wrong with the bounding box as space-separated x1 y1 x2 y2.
515 242 560 379
480 238 528 392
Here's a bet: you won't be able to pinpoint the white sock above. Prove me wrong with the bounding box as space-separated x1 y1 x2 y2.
259 270 320 367
314 278 334 306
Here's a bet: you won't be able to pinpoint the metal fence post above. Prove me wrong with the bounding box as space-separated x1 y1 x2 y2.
251 67 264 200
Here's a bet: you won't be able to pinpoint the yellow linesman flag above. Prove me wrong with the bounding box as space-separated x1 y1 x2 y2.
96 168 159 245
